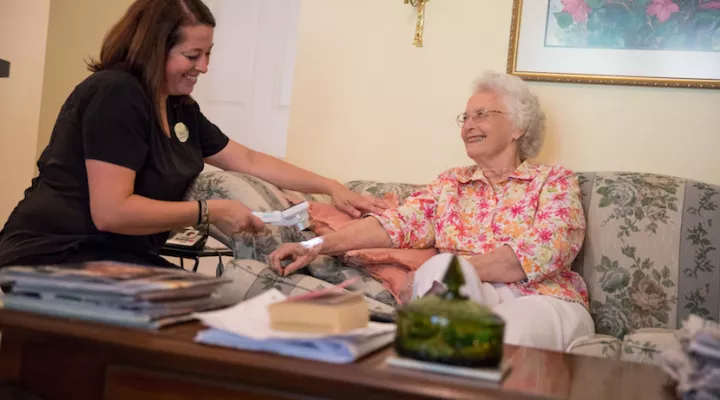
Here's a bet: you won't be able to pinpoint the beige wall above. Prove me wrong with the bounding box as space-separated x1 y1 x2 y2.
29 0 720 191
0 0 51 222
36 0 133 156
285 0 720 185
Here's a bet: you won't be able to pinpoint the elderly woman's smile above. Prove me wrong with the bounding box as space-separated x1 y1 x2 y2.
465 129 487 143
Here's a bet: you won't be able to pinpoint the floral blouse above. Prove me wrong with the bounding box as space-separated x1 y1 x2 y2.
372 162 590 309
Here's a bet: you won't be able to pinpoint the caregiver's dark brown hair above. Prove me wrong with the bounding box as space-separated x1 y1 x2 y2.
87 0 215 123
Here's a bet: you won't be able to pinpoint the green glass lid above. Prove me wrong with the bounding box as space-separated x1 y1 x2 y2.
399 255 505 327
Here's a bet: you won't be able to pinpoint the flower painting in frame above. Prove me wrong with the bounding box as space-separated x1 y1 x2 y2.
507 0 720 88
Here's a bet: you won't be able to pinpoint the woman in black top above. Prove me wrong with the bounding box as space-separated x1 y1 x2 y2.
0 0 387 268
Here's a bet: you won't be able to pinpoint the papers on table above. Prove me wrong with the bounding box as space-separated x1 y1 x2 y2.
193 289 396 363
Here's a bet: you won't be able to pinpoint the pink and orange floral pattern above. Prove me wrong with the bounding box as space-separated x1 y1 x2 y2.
372 162 590 309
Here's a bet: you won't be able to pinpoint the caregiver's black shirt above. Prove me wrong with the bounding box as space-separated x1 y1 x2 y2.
0 69 229 267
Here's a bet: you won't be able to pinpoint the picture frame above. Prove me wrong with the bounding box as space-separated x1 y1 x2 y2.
507 0 720 89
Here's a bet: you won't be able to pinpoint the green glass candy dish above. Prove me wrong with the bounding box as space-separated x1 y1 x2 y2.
394 255 505 367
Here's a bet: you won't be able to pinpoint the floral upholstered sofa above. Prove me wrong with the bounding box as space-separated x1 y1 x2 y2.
185 169 720 364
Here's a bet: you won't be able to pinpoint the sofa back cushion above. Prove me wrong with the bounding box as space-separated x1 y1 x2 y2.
344 181 424 203
573 172 720 338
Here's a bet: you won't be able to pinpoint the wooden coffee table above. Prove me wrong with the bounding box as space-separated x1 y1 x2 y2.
0 309 675 400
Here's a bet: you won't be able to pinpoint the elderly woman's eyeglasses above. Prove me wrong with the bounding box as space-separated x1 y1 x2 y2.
456 109 506 128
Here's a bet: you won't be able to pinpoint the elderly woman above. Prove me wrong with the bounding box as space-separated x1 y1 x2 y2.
269 71 594 352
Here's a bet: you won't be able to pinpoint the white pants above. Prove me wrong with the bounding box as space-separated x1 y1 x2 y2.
412 254 595 352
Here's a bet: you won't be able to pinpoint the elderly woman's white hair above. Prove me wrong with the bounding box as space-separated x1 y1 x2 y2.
473 72 546 161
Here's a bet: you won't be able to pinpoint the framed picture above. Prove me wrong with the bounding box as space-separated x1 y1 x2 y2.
507 0 720 89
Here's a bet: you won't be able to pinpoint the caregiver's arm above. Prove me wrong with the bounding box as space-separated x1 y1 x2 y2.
205 140 387 216
268 217 392 276
206 141 341 197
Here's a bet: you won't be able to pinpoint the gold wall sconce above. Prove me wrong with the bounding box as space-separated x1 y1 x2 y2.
404 0 428 47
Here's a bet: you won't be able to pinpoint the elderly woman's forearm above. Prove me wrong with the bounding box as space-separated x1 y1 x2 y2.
468 246 527 283
319 217 393 255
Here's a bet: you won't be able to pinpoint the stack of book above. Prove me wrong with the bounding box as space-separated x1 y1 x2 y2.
194 288 397 364
0 261 233 329
268 290 369 334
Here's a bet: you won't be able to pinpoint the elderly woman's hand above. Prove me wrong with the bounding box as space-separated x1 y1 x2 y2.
328 184 389 218
268 241 322 277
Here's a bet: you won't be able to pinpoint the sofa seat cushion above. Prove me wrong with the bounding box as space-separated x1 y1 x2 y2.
620 328 680 364
217 259 396 316
566 328 682 364
566 333 622 359
305 255 398 307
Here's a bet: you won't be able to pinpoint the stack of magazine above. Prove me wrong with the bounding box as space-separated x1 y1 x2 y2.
0 261 234 329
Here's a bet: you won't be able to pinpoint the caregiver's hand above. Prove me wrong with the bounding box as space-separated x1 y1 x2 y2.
208 200 266 236
328 184 390 218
